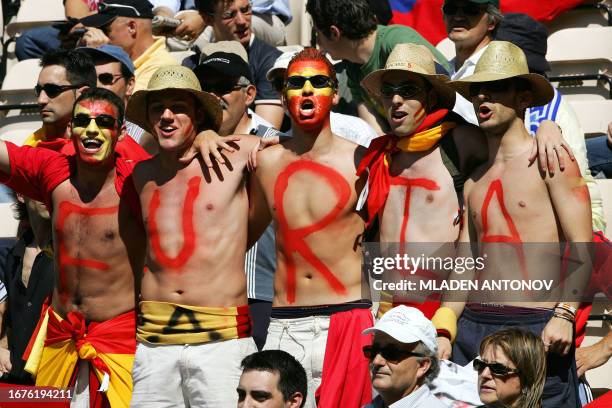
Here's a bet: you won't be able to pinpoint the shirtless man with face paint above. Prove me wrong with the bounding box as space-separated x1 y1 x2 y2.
248 48 373 408
126 66 260 408
357 43 486 338
0 88 145 407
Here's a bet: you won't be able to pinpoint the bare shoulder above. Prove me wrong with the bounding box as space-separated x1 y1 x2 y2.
452 123 487 163
257 139 292 168
234 134 261 154
543 148 580 185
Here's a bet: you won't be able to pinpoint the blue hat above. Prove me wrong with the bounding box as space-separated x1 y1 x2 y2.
78 44 135 75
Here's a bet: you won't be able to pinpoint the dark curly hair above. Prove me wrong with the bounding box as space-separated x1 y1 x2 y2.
306 0 377 40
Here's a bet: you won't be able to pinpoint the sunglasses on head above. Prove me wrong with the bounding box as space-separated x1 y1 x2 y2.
35 83 82 98
98 1 141 16
98 73 124 86
442 3 485 16
72 113 117 129
380 83 424 99
362 344 426 363
285 75 334 90
473 358 519 377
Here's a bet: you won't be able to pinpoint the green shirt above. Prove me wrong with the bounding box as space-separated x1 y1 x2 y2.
347 25 450 126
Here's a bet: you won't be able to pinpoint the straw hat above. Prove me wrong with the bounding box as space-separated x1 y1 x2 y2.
126 65 222 134
449 41 554 107
361 43 455 110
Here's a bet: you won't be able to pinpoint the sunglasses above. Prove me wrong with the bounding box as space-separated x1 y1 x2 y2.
98 73 124 86
442 3 485 16
201 82 244 96
380 83 424 99
468 78 522 97
473 358 519 377
35 83 82 99
362 344 426 363
286 75 334 90
72 113 117 129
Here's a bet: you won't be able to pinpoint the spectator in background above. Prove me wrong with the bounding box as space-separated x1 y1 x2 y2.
495 13 606 234
193 0 284 130
237 350 307 408
251 0 292 47
475 328 546 408
25 49 96 147
78 44 152 146
362 305 445 408
442 0 503 124
79 0 177 92
266 49 378 147
0 196 54 384
306 0 450 135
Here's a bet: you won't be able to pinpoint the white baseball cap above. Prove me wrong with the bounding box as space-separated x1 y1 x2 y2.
266 49 302 81
362 305 437 354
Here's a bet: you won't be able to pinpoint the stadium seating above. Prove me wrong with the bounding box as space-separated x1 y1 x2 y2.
568 99 612 137
5 0 64 38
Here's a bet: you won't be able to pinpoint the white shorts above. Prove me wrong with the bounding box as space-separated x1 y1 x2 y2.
263 316 331 408
129 337 257 408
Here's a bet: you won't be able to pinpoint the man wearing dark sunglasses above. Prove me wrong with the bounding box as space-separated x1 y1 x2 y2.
362 305 445 408
0 88 148 407
249 48 373 408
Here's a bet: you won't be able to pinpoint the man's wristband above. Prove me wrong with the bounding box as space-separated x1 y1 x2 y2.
555 303 577 317
431 307 458 343
553 312 575 324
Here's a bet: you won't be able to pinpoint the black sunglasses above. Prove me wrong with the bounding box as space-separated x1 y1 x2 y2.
473 358 519 377
98 73 124 86
72 113 117 129
442 3 485 16
362 344 426 363
285 75 334 90
201 82 244 96
35 83 82 98
381 83 424 99
468 78 519 97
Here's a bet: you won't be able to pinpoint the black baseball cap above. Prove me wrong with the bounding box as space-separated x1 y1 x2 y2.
80 0 154 28
495 13 551 74
194 52 253 83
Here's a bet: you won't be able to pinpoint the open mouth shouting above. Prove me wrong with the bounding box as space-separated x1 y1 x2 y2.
478 104 493 121
80 137 104 153
390 109 408 126
299 99 316 118
158 124 178 138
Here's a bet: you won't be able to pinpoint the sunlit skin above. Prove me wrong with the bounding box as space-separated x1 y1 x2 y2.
132 89 260 307
71 100 121 167
380 73 432 137
147 91 200 154
478 345 521 405
285 60 334 132
249 56 368 307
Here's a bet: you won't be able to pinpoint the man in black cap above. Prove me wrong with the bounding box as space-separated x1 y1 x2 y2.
495 13 605 233
79 0 177 92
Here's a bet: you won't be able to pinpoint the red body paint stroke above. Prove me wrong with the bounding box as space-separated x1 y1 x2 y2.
389 178 440 281
79 99 118 117
148 176 200 270
56 201 118 304
274 161 350 303
480 179 528 280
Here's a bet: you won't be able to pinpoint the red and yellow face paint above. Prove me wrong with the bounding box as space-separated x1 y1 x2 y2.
285 60 334 132
71 100 120 166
